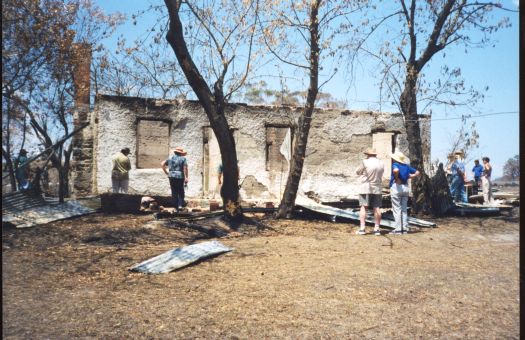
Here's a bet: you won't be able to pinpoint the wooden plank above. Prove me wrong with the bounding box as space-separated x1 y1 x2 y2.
129 240 232 274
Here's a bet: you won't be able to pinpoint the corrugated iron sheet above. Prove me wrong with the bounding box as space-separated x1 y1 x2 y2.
2 191 97 228
129 240 233 274
295 194 436 228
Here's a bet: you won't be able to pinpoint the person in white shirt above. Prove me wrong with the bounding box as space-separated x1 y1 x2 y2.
355 148 384 235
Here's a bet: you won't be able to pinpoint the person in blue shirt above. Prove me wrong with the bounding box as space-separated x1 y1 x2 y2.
471 159 484 195
450 150 467 203
389 151 420 234
161 146 188 212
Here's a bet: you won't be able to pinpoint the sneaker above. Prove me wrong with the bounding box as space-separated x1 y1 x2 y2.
374 228 381 236
356 229 366 235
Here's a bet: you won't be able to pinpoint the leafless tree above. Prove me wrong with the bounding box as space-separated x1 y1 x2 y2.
163 0 263 223
351 0 515 213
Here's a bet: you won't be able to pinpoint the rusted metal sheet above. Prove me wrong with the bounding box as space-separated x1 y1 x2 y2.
129 240 233 274
2 191 97 228
295 194 436 228
295 195 397 228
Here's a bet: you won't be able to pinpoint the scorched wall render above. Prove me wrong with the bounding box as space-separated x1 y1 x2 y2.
91 95 430 202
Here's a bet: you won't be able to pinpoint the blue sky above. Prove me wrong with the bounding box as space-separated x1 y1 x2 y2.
95 0 519 178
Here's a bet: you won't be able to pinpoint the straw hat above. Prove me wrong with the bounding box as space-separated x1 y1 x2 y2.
390 151 407 164
363 148 377 156
173 146 187 156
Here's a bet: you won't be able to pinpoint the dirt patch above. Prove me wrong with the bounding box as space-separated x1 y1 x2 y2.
2 207 519 339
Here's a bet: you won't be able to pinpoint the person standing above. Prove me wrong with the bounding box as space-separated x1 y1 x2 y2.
481 156 494 205
472 159 484 195
355 148 384 235
161 147 188 212
15 148 30 191
217 162 240 197
111 147 131 193
449 150 467 203
389 151 420 234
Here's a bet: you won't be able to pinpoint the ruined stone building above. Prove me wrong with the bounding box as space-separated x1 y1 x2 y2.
71 94 430 204
67 44 430 204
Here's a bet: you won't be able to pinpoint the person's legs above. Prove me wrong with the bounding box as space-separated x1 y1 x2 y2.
460 182 467 203
373 206 381 234
169 177 178 209
112 178 119 193
369 194 382 231
357 194 368 234
474 177 480 195
481 177 493 205
487 178 493 204
390 191 402 232
174 178 185 210
120 179 129 193
450 176 463 202
400 193 409 232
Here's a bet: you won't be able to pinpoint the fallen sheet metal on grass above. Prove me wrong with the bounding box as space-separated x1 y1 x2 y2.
129 240 233 274
295 194 436 228
2 192 97 228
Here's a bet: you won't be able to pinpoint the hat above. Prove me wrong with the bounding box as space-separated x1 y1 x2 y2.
390 151 407 164
364 148 377 156
20 149 28 155
173 146 187 156
454 150 464 155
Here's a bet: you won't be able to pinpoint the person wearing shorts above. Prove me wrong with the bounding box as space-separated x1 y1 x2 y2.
355 148 384 235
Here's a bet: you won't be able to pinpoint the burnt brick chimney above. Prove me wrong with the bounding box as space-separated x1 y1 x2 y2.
70 43 94 197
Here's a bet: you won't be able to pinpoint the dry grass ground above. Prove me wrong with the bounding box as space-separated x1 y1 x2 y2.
2 206 519 339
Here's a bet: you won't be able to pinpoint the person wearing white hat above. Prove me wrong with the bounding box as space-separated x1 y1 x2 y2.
389 151 420 234
355 148 384 235
161 146 188 212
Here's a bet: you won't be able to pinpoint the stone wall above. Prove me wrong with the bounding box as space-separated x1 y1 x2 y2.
90 94 431 202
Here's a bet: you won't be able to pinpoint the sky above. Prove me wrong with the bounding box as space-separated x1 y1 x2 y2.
94 0 519 178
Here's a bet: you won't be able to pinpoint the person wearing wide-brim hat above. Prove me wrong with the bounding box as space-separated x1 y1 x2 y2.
355 147 384 235
389 151 420 235
161 146 189 212
172 146 187 156
449 149 467 204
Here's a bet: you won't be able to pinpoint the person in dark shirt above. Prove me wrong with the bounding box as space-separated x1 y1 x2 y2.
161 147 188 212
15 149 30 191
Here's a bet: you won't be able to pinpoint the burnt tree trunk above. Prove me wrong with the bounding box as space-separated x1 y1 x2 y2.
164 0 242 223
399 65 431 214
276 1 321 219
3 96 19 191
2 148 18 192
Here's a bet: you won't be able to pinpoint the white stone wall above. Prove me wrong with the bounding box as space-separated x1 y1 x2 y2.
92 95 430 202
